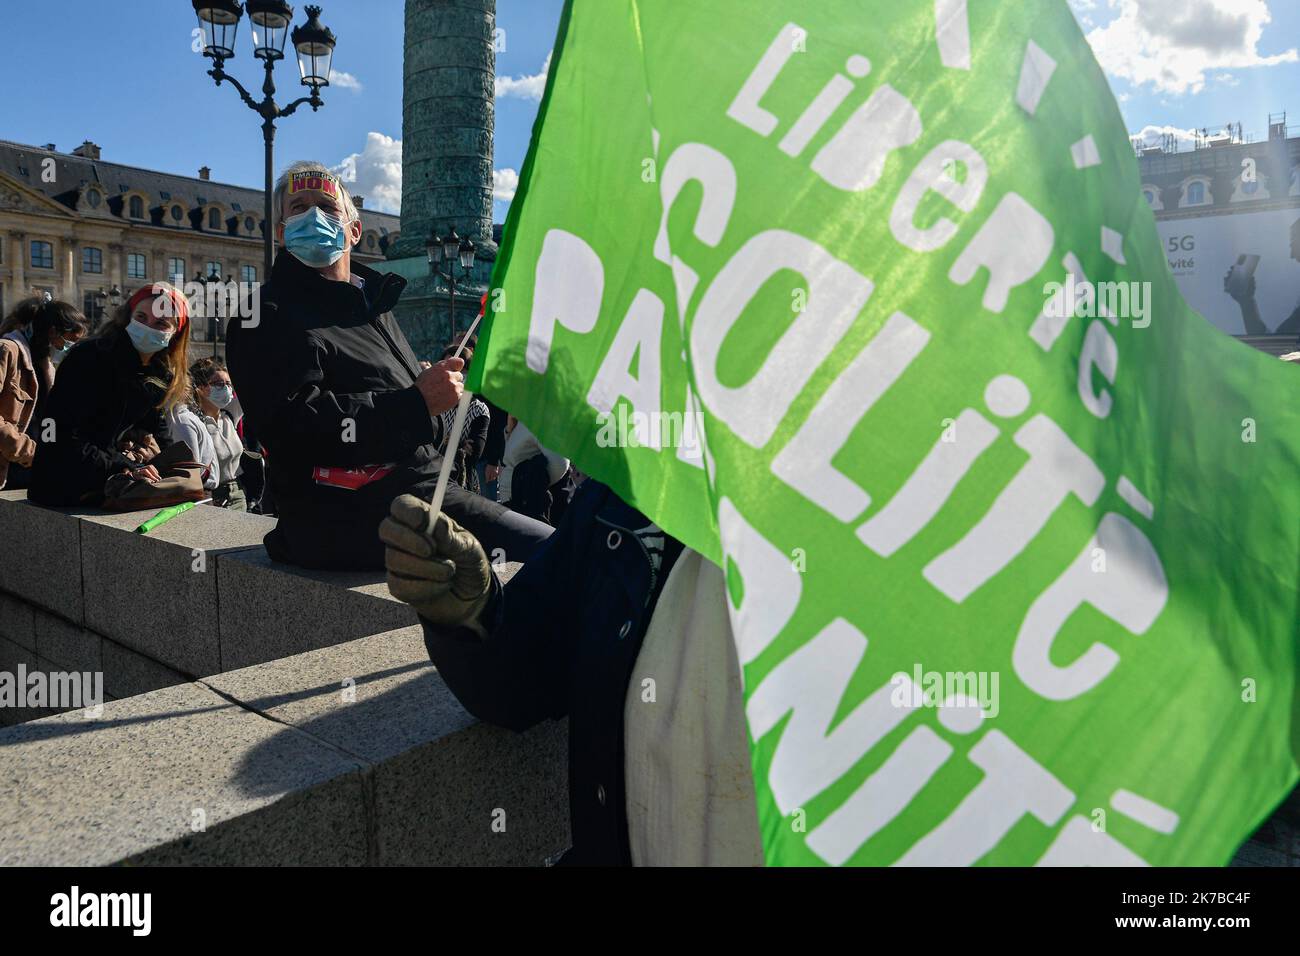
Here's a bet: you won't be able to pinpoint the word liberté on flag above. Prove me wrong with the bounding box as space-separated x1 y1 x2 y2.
470 0 1300 866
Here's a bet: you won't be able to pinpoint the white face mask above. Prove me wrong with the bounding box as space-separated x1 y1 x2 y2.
208 385 234 408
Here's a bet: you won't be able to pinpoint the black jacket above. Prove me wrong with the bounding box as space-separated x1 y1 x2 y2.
421 480 684 866
226 251 551 569
29 329 170 506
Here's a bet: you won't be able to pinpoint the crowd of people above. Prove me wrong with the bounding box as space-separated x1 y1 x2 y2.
23 159 1295 868
0 172 579 541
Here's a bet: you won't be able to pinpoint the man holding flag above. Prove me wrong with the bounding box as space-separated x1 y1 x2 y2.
226 161 552 571
385 0 1299 866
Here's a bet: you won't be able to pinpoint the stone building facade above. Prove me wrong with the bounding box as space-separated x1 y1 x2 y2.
1136 115 1300 218
0 138 400 350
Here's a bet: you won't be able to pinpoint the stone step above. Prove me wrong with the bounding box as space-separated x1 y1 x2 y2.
0 625 568 865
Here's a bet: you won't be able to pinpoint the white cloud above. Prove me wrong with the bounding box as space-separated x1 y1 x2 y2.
1085 0 1297 95
1215 71 1241 85
330 137 522 217
1128 123 1200 149
493 168 519 202
495 51 551 100
328 69 363 92
331 132 402 214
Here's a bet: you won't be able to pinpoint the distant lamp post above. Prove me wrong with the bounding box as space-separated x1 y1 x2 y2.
192 1 337 280
202 267 224 357
427 226 476 342
92 284 124 328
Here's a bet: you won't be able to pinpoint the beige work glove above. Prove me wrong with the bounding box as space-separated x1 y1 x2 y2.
380 493 492 633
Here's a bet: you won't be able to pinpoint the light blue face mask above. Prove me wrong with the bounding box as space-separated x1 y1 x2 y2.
282 206 351 268
126 318 172 355
208 385 234 408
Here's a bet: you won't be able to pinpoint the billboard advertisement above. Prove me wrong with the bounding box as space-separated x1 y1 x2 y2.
1155 206 1300 336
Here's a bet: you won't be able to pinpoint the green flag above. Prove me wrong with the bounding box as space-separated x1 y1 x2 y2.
470 0 1300 865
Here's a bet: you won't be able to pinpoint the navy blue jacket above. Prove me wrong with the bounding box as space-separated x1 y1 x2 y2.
421 480 684 866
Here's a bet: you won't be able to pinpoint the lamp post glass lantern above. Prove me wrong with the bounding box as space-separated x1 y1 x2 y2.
193 1 336 280
292 5 336 87
428 225 477 343
247 0 293 60
194 0 242 59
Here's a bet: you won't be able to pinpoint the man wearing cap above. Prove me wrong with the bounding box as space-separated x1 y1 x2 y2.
225 161 551 570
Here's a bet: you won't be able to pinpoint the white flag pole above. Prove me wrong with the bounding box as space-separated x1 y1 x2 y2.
426 311 487 533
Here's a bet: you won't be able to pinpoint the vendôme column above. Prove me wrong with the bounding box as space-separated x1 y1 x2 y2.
389 0 497 355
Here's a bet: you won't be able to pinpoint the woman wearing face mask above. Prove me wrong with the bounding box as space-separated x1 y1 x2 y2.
29 282 193 507
188 357 245 510
0 294 88 490
165 372 219 500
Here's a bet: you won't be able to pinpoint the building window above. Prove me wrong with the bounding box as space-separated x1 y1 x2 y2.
129 196 144 219
366 234 376 250
171 205 184 222
168 257 187 281
244 215 256 232
127 253 147 279
1142 189 1155 206
240 264 257 284
205 261 223 279
30 241 53 270
83 247 103 273
209 208 222 230
86 189 102 208
1185 181 1205 205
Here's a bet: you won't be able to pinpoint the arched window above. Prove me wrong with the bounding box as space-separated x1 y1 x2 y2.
1185 181 1205 205
1142 189 1155 206
129 196 144 219
209 208 221 230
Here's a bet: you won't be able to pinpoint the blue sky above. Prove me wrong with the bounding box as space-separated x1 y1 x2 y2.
0 1 1295 222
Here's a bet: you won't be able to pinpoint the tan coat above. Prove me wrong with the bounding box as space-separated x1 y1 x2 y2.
0 331 48 489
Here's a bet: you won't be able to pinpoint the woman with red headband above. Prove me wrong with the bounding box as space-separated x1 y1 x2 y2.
29 282 194 506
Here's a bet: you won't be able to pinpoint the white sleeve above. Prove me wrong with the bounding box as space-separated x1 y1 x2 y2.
166 410 204 462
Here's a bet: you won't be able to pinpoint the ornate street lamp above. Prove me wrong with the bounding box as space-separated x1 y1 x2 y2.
427 226 477 342
193 2 337 280
92 284 124 328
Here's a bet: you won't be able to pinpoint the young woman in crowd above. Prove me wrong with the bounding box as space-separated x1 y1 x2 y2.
29 283 192 506
165 377 219 499
188 356 246 510
0 294 88 490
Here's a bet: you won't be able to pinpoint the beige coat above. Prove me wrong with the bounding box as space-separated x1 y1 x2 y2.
623 549 766 866
0 331 48 489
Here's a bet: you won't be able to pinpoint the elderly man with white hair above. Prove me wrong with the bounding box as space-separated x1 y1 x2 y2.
225 160 551 570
